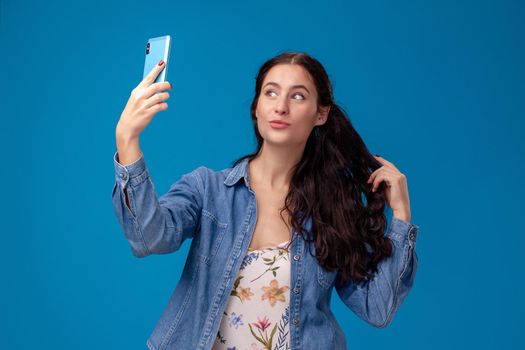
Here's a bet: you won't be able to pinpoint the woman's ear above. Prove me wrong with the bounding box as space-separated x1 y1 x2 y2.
316 105 330 125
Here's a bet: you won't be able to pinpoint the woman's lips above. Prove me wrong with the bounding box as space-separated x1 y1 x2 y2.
270 121 290 129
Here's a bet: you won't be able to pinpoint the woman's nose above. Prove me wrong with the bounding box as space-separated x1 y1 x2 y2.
275 97 289 115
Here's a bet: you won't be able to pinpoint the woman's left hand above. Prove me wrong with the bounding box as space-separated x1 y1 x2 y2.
367 155 411 223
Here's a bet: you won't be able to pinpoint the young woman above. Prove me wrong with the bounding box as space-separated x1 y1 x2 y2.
112 52 420 350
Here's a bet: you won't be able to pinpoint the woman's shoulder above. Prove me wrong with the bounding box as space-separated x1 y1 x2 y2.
191 163 234 176
188 163 236 187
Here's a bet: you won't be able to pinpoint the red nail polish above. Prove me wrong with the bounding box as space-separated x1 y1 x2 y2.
158 59 165 66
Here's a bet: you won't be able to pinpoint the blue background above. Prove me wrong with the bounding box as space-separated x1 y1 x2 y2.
2 0 523 348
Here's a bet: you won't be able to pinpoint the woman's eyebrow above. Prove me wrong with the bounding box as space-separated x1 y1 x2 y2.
263 81 310 94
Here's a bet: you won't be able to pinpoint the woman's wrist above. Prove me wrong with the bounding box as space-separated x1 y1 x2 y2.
116 126 142 166
393 209 411 223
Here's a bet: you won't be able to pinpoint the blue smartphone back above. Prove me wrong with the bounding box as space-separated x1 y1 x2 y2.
143 35 171 83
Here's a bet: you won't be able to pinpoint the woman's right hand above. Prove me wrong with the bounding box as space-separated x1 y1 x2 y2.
116 60 173 140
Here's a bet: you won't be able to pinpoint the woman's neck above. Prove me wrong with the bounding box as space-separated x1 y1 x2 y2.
248 142 303 191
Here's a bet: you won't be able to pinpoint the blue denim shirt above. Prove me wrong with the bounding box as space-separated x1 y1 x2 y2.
112 151 420 350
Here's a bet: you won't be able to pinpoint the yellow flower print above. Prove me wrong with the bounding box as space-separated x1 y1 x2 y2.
261 279 289 307
239 287 254 302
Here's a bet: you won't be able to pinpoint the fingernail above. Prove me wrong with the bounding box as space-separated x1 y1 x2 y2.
374 154 380 157
158 59 165 66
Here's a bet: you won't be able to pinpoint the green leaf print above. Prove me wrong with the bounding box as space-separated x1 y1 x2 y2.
249 319 278 349
248 323 266 344
268 323 278 348
233 275 243 289
230 275 244 298
250 251 287 283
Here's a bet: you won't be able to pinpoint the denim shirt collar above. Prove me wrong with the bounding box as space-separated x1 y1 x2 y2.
223 157 251 187
223 156 313 231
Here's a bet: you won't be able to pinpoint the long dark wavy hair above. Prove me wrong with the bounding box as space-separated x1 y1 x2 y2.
231 51 392 288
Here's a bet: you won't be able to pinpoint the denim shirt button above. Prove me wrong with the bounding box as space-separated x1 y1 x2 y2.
120 172 127 180
293 254 300 261
293 318 299 325
293 287 300 294
409 231 416 241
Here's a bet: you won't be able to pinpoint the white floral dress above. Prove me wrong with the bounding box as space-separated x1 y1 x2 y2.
213 239 292 350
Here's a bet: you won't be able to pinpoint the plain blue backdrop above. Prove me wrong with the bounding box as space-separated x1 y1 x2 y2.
1 0 523 348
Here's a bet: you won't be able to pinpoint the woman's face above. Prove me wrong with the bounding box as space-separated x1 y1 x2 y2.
255 64 330 147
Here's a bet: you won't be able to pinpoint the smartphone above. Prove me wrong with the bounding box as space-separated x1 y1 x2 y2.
143 35 171 84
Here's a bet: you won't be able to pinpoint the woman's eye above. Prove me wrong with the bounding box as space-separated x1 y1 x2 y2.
264 90 305 100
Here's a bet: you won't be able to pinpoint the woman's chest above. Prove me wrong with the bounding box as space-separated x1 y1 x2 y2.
248 186 292 251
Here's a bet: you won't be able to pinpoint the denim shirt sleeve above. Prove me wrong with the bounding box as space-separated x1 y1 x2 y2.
111 151 203 258
335 216 420 328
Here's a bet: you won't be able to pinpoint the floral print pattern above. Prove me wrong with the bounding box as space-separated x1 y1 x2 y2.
213 240 291 350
